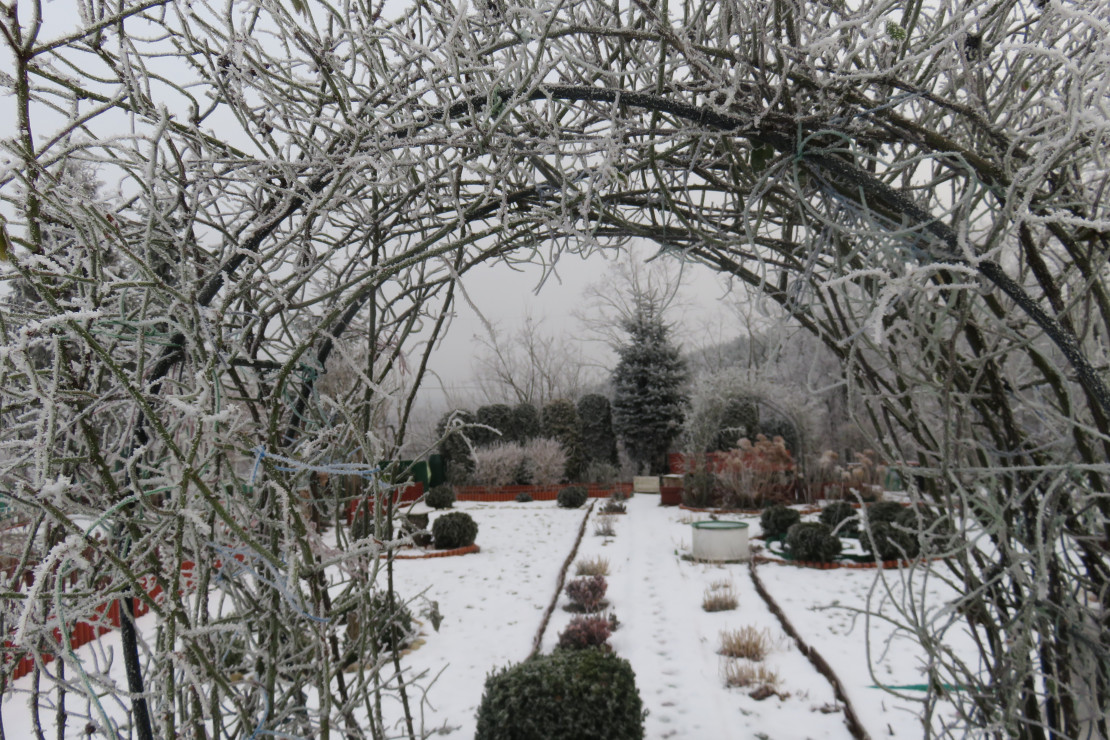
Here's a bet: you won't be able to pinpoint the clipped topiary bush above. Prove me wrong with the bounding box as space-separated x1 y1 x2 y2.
432 511 478 549
515 491 533 503
864 501 905 525
860 520 916 561
819 501 859 536
474 649 645 740
785 522 842 563
557 615 612 651
557 485 588 509
759 504 801 539
425 484 456 509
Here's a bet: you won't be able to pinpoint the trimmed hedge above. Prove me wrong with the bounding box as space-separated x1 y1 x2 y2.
474 649 645 740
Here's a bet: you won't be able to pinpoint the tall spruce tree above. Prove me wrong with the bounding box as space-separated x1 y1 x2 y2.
611 301 688 475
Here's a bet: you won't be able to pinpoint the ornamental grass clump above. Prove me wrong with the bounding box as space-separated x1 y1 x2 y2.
718 627 774 661
556 615 612 651
785 521 842 563
702 581 738 612
759 504 800 539
575 555 610 577
475 649 645 740
431 511 478 549
565 575 607 612
722 661 780 692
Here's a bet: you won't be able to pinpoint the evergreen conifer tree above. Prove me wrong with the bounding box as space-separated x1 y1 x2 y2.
541 398 585 482
577 393 619 468
510 402 541 443
611 302 688 474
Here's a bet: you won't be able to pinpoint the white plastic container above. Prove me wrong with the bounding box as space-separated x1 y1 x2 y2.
691 520 750 562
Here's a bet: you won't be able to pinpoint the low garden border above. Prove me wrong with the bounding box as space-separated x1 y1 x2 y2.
454 482 632 502
385 544 480 560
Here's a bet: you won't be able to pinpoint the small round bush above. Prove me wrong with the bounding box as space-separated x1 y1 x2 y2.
475 649 645 740
895 506 954 555
760 504 801 539
864 501 905 525
565 575 608 612
785 522 842 563
557 485 588 509
557 615 612 651
819 501 859 536
432 511 478 549
425 484 456 509
860 520 917 561
365 591 415 652
515 491 533 503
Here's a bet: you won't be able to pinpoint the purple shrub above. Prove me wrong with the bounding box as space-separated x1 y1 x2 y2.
557 615 613 651
564 575 607 612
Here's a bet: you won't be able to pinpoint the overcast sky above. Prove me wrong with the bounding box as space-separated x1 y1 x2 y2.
420 241 749 407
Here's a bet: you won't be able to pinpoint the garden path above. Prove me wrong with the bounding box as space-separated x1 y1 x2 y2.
548 495 857 740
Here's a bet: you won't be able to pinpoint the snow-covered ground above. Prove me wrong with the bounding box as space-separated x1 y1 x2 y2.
2 495 976 739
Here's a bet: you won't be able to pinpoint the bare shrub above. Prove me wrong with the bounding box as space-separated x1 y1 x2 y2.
523 437 567 486
594 515 616 537
472 442 526 487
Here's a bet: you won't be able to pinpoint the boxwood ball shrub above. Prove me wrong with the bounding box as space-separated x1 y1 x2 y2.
474 649 645 740
432 511 478 549
515 491 533 503
557 485 588 509
819 501 859 535
860 520 917 561
895 506 955 555
759 504 801 539
425 484 456 509
785 522 842 563
864 501 905 525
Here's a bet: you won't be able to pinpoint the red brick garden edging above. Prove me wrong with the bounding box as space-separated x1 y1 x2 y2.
386 544 480 560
